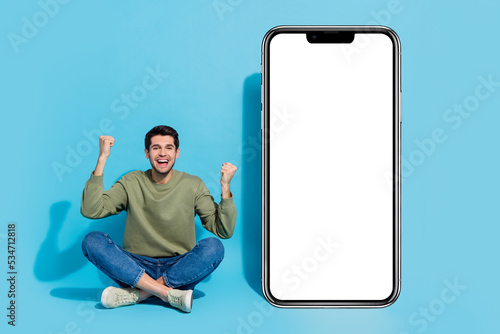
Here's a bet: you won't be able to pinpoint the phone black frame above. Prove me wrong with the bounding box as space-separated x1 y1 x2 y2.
261 25 401 308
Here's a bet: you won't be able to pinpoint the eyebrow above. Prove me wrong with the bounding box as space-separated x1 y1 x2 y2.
151 144 175 148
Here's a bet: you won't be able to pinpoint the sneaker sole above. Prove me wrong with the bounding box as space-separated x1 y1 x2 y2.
185 290 193 313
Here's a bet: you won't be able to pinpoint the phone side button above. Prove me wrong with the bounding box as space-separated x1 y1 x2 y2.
399 93 402 124
399 52 402 92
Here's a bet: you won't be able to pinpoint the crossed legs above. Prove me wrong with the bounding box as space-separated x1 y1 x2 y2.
82 231 224 310
135 275 171 303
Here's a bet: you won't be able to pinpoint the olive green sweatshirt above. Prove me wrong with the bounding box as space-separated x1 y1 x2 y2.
81 169 236 258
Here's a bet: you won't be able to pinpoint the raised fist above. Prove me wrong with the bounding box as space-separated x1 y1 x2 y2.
220 162 237 186
99 135 115 159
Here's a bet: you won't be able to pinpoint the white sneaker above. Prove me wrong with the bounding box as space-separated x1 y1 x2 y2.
166 289 193 313
101 287 139 309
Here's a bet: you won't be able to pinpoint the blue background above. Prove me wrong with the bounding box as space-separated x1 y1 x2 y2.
1 0 499 333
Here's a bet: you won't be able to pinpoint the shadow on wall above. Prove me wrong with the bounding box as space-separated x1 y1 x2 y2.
36 170 212 299
34 201 126 284
241 73 263 297
34 173 131 284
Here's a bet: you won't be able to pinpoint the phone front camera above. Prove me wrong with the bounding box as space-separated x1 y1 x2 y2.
312 35 317 40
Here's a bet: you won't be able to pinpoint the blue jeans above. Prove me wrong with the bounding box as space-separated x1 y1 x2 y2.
81 231 224 290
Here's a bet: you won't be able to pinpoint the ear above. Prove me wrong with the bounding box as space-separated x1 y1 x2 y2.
145 148 149 159
176 148 180 159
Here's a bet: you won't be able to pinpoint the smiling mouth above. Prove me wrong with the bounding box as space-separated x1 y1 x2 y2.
157 159 169 167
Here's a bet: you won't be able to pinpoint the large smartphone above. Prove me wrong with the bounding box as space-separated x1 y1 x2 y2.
261 26 401 307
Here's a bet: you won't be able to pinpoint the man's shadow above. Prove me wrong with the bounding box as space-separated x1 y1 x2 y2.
34 200 125 284
241 73 263 297
37 172 208 303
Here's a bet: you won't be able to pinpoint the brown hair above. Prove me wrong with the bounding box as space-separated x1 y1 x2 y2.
145 125 179 151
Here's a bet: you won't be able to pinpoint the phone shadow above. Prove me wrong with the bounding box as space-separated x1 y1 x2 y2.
241 73 263 297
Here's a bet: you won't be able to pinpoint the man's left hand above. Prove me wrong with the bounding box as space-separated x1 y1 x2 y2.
220 162 237 186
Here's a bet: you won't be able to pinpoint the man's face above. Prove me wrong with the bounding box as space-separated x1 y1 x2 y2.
145 135 180 175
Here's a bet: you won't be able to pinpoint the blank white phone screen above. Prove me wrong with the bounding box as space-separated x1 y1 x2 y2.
269 33 394 301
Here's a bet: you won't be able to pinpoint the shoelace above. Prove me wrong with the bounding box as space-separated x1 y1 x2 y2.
168 294 182 306
116 291 136 305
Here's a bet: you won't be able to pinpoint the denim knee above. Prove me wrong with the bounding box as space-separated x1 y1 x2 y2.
200 237 224 262
81 231 108 258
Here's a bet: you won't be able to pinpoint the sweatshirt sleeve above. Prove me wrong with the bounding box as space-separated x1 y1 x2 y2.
80 173 128 219
195 180 237 239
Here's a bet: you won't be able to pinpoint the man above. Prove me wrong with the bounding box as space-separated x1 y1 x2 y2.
80 125 237 313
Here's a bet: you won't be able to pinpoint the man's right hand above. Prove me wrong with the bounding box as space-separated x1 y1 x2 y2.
99 135 115 159
94 136 115 176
